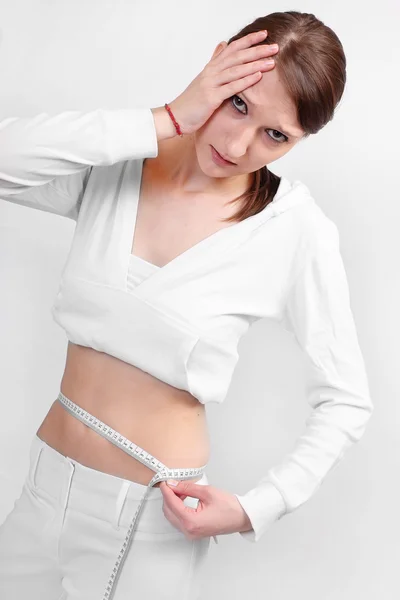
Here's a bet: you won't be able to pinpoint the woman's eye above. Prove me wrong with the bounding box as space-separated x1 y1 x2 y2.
230 95 288 144
268 129 287 143
230 95 246 114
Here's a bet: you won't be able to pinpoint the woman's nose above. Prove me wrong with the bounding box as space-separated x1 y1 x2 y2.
226 130 255 159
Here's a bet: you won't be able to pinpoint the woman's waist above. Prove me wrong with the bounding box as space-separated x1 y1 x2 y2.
37 343 210 487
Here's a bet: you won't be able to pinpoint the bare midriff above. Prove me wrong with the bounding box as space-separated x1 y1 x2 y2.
36 341 210 488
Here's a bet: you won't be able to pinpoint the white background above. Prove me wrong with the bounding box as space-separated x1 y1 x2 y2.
0 1 398 598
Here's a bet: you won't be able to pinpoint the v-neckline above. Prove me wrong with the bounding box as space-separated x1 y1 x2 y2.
118 157 307 299
129 158 287 270
129 157 251 271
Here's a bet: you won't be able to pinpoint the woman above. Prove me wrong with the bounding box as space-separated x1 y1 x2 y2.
0 10 373 600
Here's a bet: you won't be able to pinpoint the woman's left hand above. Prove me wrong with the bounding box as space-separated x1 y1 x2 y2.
159 479 253 540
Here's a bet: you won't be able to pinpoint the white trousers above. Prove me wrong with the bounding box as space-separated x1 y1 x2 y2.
0 434 212 600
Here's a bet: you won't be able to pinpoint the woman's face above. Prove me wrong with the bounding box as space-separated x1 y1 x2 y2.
194 41 305 179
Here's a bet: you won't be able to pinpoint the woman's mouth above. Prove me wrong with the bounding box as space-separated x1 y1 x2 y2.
210 145 236 166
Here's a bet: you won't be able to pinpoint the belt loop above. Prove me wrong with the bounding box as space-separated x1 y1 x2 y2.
31 445 44 489
57 459 75 563
113 480 131 531
60 460 75 524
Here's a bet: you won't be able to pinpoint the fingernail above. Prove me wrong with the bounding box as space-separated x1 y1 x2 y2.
167 479 179 486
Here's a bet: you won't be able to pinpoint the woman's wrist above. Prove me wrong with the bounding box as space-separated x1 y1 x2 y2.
233 497 254 533
150 106 179 142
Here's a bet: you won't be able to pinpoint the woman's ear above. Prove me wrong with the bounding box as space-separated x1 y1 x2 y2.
211 41 228 60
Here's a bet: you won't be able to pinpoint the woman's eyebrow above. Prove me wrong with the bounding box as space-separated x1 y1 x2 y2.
240 91 302 139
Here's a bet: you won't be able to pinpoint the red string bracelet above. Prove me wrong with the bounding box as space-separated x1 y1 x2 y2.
164 103 183 137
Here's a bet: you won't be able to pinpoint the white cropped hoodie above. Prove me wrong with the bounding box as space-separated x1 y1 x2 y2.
0 107 373 543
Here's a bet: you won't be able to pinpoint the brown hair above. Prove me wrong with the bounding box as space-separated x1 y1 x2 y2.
221 11 347 223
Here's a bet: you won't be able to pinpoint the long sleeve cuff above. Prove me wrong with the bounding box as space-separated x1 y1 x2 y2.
234 482 287 543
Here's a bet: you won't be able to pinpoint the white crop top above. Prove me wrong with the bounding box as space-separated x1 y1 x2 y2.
0 108 373 543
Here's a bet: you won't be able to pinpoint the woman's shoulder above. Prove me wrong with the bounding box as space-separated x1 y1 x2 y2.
277 174 340 251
